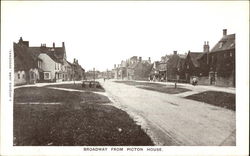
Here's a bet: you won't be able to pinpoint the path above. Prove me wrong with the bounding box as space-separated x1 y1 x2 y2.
100 80 236 146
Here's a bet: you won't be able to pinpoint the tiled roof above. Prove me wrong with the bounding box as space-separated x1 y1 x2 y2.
167 54 187 68
27 46 65 64
130 56 138 60
14 43 37 71
210 34 235 52
154 62 167 71
188 52 203 67
128 62 139 69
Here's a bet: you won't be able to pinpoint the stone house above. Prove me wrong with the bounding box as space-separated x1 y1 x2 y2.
38 52 63 82
72 58 85 81
14 37 81 83
166 51 186 81
14 38 40 85
183 51 203 82
62 60 73 81
112 64 119 79
127 56 152 80
197 29 235 87
149 61 167 81
29 42 66 82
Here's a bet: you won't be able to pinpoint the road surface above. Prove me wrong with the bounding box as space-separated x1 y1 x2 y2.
100 80 236 146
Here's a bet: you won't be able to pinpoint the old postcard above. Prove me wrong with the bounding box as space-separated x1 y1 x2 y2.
1 1 249 156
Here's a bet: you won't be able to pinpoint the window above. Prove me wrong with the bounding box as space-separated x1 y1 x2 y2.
44 72 51 80
30 73 34 79
224 53 226 58
23 74 25 78
230 52 233 57
17 73 20 79
219 42 223 48
38 60 42 68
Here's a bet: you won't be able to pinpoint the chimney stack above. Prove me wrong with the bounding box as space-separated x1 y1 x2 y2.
223 29 227 36
139 57 142 62
53 42 55 48
148 57 151 63
203 41 210 52
173 51 177 55
62 42 65 47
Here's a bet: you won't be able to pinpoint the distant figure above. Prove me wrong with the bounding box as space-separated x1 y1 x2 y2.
82 81 85 88
89 82 92 88
104 78 106 82
192 77 198 86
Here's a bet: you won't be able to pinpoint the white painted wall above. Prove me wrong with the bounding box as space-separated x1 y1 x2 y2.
14 70 26 85
38 53 62 81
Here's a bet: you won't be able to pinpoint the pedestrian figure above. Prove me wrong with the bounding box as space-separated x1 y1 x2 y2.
104 78 105 82
192 77 198 86
89 82 92 88
82 81 85 88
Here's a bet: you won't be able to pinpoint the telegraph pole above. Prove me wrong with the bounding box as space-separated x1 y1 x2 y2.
73 65 75 85
93 68 95 82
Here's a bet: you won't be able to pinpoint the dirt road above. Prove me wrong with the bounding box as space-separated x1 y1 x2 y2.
100 80 236 146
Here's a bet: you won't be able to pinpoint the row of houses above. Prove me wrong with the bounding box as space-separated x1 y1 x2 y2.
112 29 235 87
14 37 85 86
112 56 152 81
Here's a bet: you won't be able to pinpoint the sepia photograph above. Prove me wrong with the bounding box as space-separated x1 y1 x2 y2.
1 1 249 156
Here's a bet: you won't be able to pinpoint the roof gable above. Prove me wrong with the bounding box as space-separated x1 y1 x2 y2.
167 54 186 68
211 34 235 52
14 43 37 71
188 52 203 67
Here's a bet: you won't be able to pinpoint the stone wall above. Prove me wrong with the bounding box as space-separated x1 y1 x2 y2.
196 75 234 87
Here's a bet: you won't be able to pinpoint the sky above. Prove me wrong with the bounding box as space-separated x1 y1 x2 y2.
1 1 249 71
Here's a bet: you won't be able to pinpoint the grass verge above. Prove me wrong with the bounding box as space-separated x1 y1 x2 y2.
114 81 190 94
45 83 105 92
14 87 153 146
185 91 235 111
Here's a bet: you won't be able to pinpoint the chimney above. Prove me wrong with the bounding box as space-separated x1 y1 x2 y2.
19 37 23 43
53 42 55 48
173 51 177 55
223 29 227 36
148 57 151 63
203 41 210 52
114 64 116 68
139 57 142 62
41 44 46 47
62 42 65 47
74 58 76 63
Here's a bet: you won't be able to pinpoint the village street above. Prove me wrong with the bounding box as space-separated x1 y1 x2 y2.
99 80 236 146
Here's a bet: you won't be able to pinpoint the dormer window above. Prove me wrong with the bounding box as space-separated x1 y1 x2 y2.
219 42 223 48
